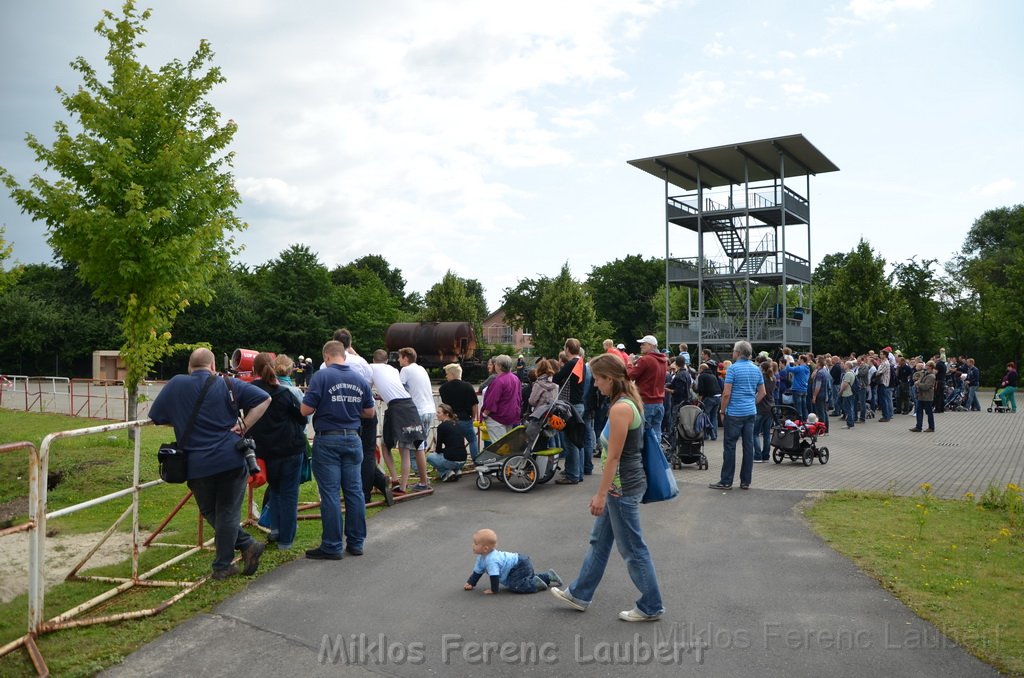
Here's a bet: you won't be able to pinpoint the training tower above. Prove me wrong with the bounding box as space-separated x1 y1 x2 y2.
628 134 838 357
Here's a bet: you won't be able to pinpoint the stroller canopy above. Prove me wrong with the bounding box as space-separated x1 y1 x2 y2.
676 404 705 441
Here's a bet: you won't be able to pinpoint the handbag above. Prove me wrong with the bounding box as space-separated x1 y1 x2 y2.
157 374 217 484
641 426 678 504
299 439 313 483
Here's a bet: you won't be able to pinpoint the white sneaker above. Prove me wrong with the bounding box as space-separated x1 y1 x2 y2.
618 606 663 622
550 586 586 611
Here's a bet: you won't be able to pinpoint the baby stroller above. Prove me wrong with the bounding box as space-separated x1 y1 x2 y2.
473 398 569 492
668 403 709 470
944 385 967 412
988 390 1011 413
770 416 830 466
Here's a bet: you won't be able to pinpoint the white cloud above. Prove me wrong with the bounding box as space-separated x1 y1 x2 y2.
748 67 829 107
847 0 934 21
549 102 609 137
803 43 850 58
972 178 1016 197
642 72 729 133
781 82 830 105
755 68 798 81
704 41 733 57
209 0 668 292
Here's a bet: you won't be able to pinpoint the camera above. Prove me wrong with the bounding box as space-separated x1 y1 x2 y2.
236 437 260 476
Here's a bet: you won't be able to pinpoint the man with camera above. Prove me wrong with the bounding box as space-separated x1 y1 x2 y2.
301 340 375 560
149 348 271 580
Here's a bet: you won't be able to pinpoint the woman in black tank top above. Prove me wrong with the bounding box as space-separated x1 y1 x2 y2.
550 354 665 622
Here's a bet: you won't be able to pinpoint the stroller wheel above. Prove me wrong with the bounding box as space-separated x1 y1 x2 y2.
475 473 492 491
801 447 814 467
772 447 784 464
987 407 993 412
502 456 538 493
817 446 830 465
700 455 708 470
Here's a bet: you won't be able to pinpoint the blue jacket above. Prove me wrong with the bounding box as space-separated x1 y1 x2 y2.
784 364 810 393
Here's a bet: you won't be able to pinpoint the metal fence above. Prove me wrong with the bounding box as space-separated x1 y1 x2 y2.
0 419 213 677
0 377 163 420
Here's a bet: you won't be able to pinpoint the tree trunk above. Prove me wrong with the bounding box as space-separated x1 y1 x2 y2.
127 382 139 442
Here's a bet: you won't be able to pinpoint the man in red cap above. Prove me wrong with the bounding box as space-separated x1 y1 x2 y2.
628 335 668 434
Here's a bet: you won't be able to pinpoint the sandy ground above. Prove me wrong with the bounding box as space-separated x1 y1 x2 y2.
0 530 138 604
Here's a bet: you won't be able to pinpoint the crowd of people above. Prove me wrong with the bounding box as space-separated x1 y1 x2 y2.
663 344 1018 438
149 328 1015 620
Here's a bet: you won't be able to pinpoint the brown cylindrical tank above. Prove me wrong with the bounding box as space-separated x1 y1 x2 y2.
385 322 477 367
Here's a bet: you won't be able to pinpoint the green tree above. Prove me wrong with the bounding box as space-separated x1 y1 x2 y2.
422 271 484 333
464 278 489 322
532 263 598 357
0 2 245 421
331 254 414 311
952 204 1024 369
172 262 258 364
938 260 985 367
0 263 121 376
0 279 65 375
587 255 663 342
403 291 425 317
0 227 21 294
333 268 404 353
890 256 941 357
812 239 905 354
812 252 851 289
648 284 691 344
500 276 552 335
250 244 334 355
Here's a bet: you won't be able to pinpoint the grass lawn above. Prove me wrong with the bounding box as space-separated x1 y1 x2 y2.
805 486 1024 677
0 409 388 677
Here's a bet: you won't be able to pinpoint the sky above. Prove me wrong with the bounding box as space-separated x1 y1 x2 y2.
1 0 1022 311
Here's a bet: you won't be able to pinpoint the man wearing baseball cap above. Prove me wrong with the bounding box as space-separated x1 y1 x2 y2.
628 335 668 435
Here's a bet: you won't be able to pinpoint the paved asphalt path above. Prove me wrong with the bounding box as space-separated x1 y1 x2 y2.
104 476 1000 677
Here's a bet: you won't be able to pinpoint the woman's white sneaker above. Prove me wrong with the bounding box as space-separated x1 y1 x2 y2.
550 586 586 611
618 606 663 622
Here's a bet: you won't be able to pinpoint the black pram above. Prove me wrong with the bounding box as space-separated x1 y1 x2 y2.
668 403 709 470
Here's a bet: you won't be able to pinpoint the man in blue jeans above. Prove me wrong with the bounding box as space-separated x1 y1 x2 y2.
709 341 766 491
965 358 982 411
301 341 375 559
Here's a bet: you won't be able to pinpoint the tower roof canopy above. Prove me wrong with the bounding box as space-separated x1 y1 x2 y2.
628 134 838 191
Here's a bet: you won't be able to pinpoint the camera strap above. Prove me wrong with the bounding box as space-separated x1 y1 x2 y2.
181 374 218 450
223 374 247 436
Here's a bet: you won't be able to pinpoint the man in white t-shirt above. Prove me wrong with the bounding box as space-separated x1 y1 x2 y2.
370 349 429 493
399 348 436 489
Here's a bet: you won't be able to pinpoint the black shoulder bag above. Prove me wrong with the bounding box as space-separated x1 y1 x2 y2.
157 374 217 483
